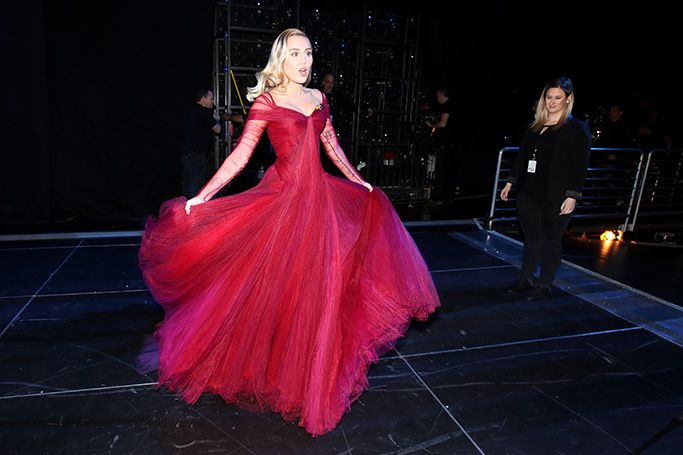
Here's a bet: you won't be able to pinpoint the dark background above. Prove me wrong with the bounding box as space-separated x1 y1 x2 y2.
1 0 679 231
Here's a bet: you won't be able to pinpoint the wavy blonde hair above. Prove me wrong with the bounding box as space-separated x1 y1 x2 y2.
246 28 311 102
530 77 575 132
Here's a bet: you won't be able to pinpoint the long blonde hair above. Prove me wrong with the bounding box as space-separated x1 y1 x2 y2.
246 28 311 102
530 77 575 132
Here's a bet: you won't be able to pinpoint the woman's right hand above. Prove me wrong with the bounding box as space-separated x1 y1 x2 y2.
185 197 205 215
500 182 512 201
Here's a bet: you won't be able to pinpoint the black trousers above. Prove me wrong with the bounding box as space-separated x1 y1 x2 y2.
516 192 572 285
181 153 208 198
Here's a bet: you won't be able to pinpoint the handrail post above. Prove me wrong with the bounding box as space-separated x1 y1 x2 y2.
621 151 645 232
630 151 653 232
488 147 506 229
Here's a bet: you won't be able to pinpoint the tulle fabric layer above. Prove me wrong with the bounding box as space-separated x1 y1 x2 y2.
139 168 439 436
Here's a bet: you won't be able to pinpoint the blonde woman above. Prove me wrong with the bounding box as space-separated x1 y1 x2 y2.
501 77 591 299
139 28 439 436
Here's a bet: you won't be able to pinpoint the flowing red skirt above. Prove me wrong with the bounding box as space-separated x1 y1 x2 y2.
139 169 440 436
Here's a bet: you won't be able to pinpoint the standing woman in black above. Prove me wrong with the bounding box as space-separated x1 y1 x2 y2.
501 77 591 299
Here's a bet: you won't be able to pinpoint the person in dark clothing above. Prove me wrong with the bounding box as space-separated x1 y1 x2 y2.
501 77 591 299
320 72 355 124
635 101 673 151
425 87 457 203
599 103 634 148
319 72 355 176
181 89 221 198
321 72 340 122
597 103 635 207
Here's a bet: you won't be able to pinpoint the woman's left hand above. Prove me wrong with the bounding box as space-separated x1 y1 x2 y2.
559 197 576 215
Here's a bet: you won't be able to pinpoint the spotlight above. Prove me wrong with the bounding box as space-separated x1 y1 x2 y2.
600 230 616 241
600 230 622 241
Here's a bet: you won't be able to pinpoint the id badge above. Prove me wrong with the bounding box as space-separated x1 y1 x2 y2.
527 160 537 173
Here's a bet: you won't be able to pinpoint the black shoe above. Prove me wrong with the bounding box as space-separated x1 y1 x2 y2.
508 277 534 293
526 284 552 300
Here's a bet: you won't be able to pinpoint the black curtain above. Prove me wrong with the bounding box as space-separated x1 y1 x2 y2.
1 0 214 231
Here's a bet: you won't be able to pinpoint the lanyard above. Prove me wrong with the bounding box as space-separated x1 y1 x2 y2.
527 147 538 174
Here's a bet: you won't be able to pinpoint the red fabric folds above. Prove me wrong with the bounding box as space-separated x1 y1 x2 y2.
139 92 440 436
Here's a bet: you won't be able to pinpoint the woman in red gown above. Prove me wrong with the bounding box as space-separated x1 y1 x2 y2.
139 28 440 436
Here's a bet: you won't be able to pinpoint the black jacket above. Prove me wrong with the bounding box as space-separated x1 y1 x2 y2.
508 116 591 204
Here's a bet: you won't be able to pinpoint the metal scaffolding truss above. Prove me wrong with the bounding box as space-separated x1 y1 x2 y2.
212 1 429 202
353 5 427 202
212 0 300 166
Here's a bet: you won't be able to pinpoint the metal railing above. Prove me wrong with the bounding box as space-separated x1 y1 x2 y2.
487 147 683 231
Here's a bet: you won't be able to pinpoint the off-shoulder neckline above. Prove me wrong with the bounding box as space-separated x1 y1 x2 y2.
265 91 326 117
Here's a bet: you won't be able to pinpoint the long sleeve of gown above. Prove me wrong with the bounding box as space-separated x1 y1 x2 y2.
320 118 366 185
195 98 269 202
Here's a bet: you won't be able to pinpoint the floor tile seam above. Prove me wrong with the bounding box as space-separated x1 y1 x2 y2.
0 288 149 301
394 348 486 455
0 240 84 340
0 243 140 252
0 381 159 400
383 327 643 360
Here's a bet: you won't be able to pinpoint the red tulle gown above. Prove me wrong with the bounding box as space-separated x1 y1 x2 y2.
138 92 440 436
